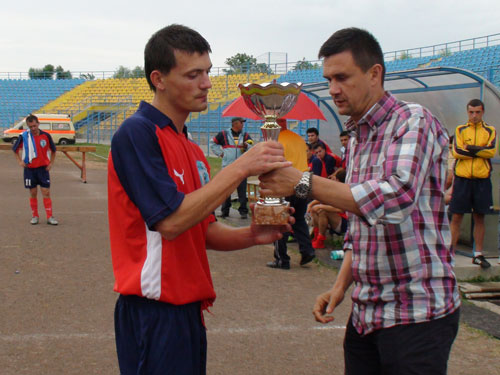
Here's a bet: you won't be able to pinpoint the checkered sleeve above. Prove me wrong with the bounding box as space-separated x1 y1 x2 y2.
350 110 438 226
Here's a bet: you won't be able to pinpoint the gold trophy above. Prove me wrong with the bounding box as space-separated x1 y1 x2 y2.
238 81 302 225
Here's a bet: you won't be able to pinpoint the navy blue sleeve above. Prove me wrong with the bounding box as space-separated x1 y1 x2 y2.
311 157 322 176
111 117 184 230
42 131 56 152
12 135 22 152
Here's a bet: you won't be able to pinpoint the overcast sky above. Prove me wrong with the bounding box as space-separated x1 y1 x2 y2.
1 0 499 74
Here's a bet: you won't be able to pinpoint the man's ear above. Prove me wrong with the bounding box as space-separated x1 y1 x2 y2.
150 70 166 91
369 64 383 86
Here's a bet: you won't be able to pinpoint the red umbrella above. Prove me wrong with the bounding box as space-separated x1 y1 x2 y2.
222 92 326 121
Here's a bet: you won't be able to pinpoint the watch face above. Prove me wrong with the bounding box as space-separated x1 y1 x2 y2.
296 183 308 198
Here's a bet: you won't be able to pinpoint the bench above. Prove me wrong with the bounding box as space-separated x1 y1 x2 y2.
0 143 97 183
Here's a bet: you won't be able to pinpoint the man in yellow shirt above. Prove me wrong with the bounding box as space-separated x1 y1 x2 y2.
266 119 315 269
449 99 497 268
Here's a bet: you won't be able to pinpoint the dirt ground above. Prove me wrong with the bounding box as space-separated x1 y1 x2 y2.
1 149 499 375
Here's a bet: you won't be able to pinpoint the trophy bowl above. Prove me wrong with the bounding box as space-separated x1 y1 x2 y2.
238 81 302 225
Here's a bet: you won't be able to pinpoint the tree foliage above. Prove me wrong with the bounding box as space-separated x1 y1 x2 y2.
224 53 272 74
294 58 320 71
28 64 72 79
55 65 72 79
28 64 55 79
80 73 95 80
398 51 412 60
113 65 145 78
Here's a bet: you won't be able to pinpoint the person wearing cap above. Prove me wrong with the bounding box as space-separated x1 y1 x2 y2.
210 117 254 218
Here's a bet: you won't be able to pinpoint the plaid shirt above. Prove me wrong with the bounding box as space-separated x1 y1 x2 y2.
344 92 460 335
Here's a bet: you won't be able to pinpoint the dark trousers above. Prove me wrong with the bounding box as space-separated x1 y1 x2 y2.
274 195 315 264
221 178 248 215
344 308 460 375
115 295 207 375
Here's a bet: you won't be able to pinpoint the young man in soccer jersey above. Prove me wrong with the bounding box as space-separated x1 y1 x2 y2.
12 114 58 225
260 28 460 374
108 24 292 374
449 99 497 269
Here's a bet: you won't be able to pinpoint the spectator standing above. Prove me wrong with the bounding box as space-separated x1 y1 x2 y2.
210 117 253 219
259 27 460 375
266 119 315 269
12 114 58 225
449 99 497 268
108 24 291 374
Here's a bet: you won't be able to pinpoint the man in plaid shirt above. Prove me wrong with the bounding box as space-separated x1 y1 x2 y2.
260 28 460 375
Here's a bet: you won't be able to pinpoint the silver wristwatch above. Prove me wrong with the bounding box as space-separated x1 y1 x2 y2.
294 171 313 199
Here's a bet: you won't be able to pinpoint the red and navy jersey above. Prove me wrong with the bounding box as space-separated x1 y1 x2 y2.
311 153 339 177
12 130 56 168
108 101 216 307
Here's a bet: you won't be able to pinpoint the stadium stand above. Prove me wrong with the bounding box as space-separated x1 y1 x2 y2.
1 34 499 146
0 78 84 128
428 45 500 86
277 69 325 84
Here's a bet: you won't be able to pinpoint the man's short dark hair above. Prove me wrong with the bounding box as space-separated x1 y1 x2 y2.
318 27 386 83
307 127 319 135
313 142 325 150
340 130 349 137
467 99 484 110
26 114 39 123
144 24 212 91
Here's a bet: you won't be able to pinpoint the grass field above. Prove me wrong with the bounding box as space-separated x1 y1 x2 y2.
79 143 223 177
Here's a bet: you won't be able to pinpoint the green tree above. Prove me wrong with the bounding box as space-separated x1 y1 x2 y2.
398 51 412 60
113 65 145 78
439 48 452 57
294 58 320 71
55 65 72 79
80 73 95 80
28 64 55 79
224 53 271 74
130 66 145 78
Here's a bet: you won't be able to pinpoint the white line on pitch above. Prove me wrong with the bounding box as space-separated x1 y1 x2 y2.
0 325 345 342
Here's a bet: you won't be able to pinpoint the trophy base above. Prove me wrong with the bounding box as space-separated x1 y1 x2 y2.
253 200 290 225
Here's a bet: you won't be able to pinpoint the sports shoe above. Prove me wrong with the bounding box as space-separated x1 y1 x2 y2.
47 217 59 225
472 255 491 269
300 253 315 266
30 217 39 225
240 213 248 219
266 260 290 270
312 234 326 249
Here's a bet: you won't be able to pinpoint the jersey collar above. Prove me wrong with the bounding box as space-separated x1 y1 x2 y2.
137 101 188 137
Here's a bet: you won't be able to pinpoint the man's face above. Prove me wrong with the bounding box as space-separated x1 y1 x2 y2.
232 120 244 132
27 119 40 135
323 50 380 121
467 105 484 124
159 50 212 115
315 147 325 160
340 135 349 148
307 132 319 144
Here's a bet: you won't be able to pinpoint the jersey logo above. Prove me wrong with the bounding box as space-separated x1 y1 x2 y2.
40 139 47 148
173 169 185 185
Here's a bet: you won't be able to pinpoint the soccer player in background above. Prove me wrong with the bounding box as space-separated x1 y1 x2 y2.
12 114 58 225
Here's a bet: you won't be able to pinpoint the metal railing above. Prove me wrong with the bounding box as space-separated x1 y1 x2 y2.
383 33 500 61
